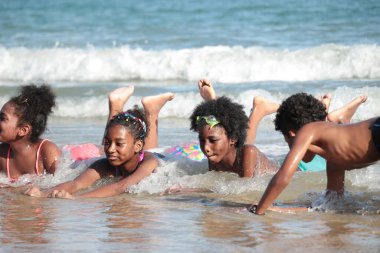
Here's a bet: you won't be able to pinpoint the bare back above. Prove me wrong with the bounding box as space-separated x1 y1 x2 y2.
303 118 379 169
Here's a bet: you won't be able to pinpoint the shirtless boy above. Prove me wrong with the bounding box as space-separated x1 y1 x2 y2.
250 97 379 214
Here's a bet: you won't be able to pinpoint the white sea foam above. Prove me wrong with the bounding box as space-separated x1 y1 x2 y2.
0 44 379 83
0 83 377 121
48 85 379 120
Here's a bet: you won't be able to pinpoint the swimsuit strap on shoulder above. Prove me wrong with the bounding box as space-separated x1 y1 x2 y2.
6 139 48 181
35 139 48 175
128 151 145 176
139 151 145 162
6 146 15 181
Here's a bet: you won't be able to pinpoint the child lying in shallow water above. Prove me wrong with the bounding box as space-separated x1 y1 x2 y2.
193 79 367 178
251 115 379 215
0 84 60 183
25 87 175 198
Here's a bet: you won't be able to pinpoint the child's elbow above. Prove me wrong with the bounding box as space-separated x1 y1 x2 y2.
273 174 292 188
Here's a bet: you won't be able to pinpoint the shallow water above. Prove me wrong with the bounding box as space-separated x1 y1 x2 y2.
1 119 380 252
1 0 380 251
1 188 379 253
1 91 379 252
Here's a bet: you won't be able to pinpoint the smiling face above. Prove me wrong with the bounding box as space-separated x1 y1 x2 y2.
103 124 142 168
198 125 237 164
0 102 21 143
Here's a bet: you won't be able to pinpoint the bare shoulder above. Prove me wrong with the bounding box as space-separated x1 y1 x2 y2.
242 144 256 152
297 121 336 139
40 140 61 155
300 121 332 132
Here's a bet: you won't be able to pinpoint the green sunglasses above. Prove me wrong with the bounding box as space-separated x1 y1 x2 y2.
196 115 221 128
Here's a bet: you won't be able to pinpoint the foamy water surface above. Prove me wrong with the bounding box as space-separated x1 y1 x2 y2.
0 0 379 252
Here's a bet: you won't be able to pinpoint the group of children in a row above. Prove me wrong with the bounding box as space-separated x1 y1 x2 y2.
1 80 378 215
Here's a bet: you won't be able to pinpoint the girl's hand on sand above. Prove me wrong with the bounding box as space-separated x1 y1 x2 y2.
50 190 75 199
24 186 43 197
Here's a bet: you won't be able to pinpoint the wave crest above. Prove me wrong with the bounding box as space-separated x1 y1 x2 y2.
1 44 379 83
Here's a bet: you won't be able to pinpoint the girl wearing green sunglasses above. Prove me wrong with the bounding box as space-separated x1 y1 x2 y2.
190 80 278 178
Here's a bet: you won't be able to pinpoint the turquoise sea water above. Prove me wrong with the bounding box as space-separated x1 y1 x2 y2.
0 0 379 252
1 0 379 49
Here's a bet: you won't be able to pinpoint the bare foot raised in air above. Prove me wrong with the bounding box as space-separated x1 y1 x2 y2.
246 96 279 145
320 93 332 112
251 96 279 118
141 92 175 116
327 95 368 124
108 86 135 118
198 79 216 101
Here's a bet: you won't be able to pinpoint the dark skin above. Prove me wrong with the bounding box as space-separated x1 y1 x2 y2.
199 125 276 177
0 102 60 180
254 117 380 215
25 124 158 198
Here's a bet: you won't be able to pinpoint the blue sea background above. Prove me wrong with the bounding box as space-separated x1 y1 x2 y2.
0 1 379 252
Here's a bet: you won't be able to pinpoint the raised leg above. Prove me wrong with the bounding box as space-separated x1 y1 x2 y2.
107 86 135 122
103 86 135 143
141 93 175 149
327 95 367 124
198 79 217 101
246 96 279 144
320 93 332 113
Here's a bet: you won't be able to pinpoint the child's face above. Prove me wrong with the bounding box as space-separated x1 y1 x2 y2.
0 103 20 142
198 125 236 164
103 125 142 167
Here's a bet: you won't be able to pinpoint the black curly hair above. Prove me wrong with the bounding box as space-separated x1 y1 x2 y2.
106 105 149 144
9 84 56 143
274 93 327 136
190 96 248 148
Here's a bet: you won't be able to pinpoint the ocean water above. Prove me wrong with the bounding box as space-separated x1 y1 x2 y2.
0 0 379 252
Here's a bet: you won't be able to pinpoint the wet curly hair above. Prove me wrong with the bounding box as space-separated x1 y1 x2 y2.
190 96 248 148
106 105 149 144
9 84 56 143
274 93 327 136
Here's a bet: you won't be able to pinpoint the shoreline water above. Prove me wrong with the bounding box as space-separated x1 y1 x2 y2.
1 0 379 251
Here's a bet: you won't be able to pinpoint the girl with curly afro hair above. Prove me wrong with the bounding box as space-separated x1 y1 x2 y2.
0 84 61 182
191 80 367 179
190 80 278 177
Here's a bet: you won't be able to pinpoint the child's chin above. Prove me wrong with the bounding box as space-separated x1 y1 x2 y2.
208 157 220 164
108 160 121 166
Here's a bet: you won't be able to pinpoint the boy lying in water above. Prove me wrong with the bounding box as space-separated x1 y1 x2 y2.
250 94 376 215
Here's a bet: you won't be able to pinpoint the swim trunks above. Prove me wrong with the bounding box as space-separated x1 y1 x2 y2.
298 155 326 172
372 117 380 153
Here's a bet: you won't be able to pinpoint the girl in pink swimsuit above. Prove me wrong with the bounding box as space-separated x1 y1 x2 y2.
0 84 61 182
